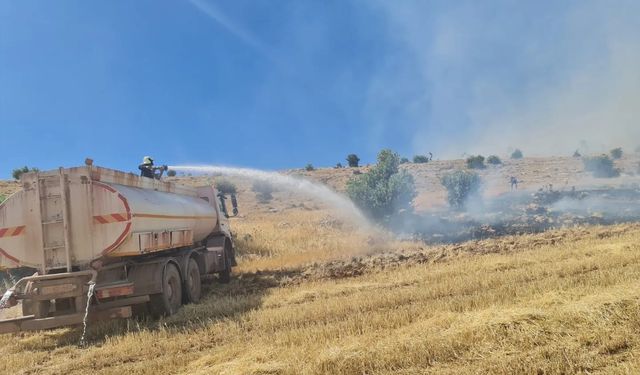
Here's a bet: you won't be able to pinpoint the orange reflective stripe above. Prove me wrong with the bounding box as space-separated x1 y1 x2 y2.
93 213 129 224
0 226 25 238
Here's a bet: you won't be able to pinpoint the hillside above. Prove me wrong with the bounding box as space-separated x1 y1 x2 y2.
2 154 639 211
1 155 640 374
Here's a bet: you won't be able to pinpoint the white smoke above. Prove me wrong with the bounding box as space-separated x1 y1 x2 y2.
366 1 640 158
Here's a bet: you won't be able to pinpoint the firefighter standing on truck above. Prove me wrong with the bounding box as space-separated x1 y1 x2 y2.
139 156 167 180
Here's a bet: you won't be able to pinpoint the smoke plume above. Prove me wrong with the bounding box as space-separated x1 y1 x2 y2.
367 0 640 158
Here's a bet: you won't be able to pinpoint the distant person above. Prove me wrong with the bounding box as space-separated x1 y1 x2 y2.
429 152 433 161
139 156 167 180
510 176 519 191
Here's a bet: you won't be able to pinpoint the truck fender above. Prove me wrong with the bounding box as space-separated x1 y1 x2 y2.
127 258 181 296
224 237 237 267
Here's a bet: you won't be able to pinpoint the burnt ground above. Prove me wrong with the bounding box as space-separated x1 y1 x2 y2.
391 186 640 244
226 223 640 292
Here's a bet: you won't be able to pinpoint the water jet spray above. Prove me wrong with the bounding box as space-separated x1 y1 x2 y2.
169 165 372 229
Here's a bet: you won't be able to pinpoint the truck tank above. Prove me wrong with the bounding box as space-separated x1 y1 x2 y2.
0 165 227 272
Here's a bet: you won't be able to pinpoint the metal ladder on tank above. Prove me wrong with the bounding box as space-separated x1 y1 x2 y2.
34 168 73 273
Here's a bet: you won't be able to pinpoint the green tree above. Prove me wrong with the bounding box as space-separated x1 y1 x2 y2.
346 154 360 167
511 149 523 159
486 155 502 165
305 164 315 171
252 180 275 203
610 147 623 160
12 166 39 180
400 157 410 164
440 170 482 209
166 169 177 177
347 149 416 221
412 155 429 164
466 155 486 169
215 179 237 194
583 155 620 178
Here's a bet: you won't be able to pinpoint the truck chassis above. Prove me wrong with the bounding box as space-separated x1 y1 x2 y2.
0 235 235 334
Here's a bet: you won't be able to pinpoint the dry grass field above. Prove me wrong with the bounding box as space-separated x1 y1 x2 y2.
1 219 640 374
1 156 640 374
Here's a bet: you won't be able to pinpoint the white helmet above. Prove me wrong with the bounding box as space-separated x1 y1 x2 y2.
142 156 153 165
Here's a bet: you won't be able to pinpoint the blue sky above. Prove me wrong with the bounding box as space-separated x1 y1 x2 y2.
1 1 639 178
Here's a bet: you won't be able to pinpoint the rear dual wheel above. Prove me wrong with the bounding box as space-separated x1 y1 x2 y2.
149 263 182 317
149 259 203 317
184 258 202 303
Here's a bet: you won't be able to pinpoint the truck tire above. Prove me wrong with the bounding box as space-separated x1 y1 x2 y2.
184 258 202 303
149 263 182 317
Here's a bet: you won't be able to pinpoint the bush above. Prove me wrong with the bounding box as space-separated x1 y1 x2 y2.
335 163 343 169
413 155 429 164
511 149 523 159
486 155 502 165
400 157 410 164
252 180 275 203
0 195 5 204
166 169 177 177
573 150 581 158
347 149 416 221
440 170 482 209
583 155 620 178
215 179 237 194
305 164 315 171
12 166 39 180
610 147 623 160
346 154 360 168
466 155 486 169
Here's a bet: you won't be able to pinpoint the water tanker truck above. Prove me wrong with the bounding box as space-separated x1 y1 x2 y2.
0 164 237 333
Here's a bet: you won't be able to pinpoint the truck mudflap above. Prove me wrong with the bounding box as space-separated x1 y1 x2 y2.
0 270 148 334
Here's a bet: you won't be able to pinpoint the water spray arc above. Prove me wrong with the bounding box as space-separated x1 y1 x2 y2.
168 165 371 228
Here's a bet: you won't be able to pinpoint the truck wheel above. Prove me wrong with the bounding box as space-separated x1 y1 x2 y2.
149 263 182 317
184 258 202 303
